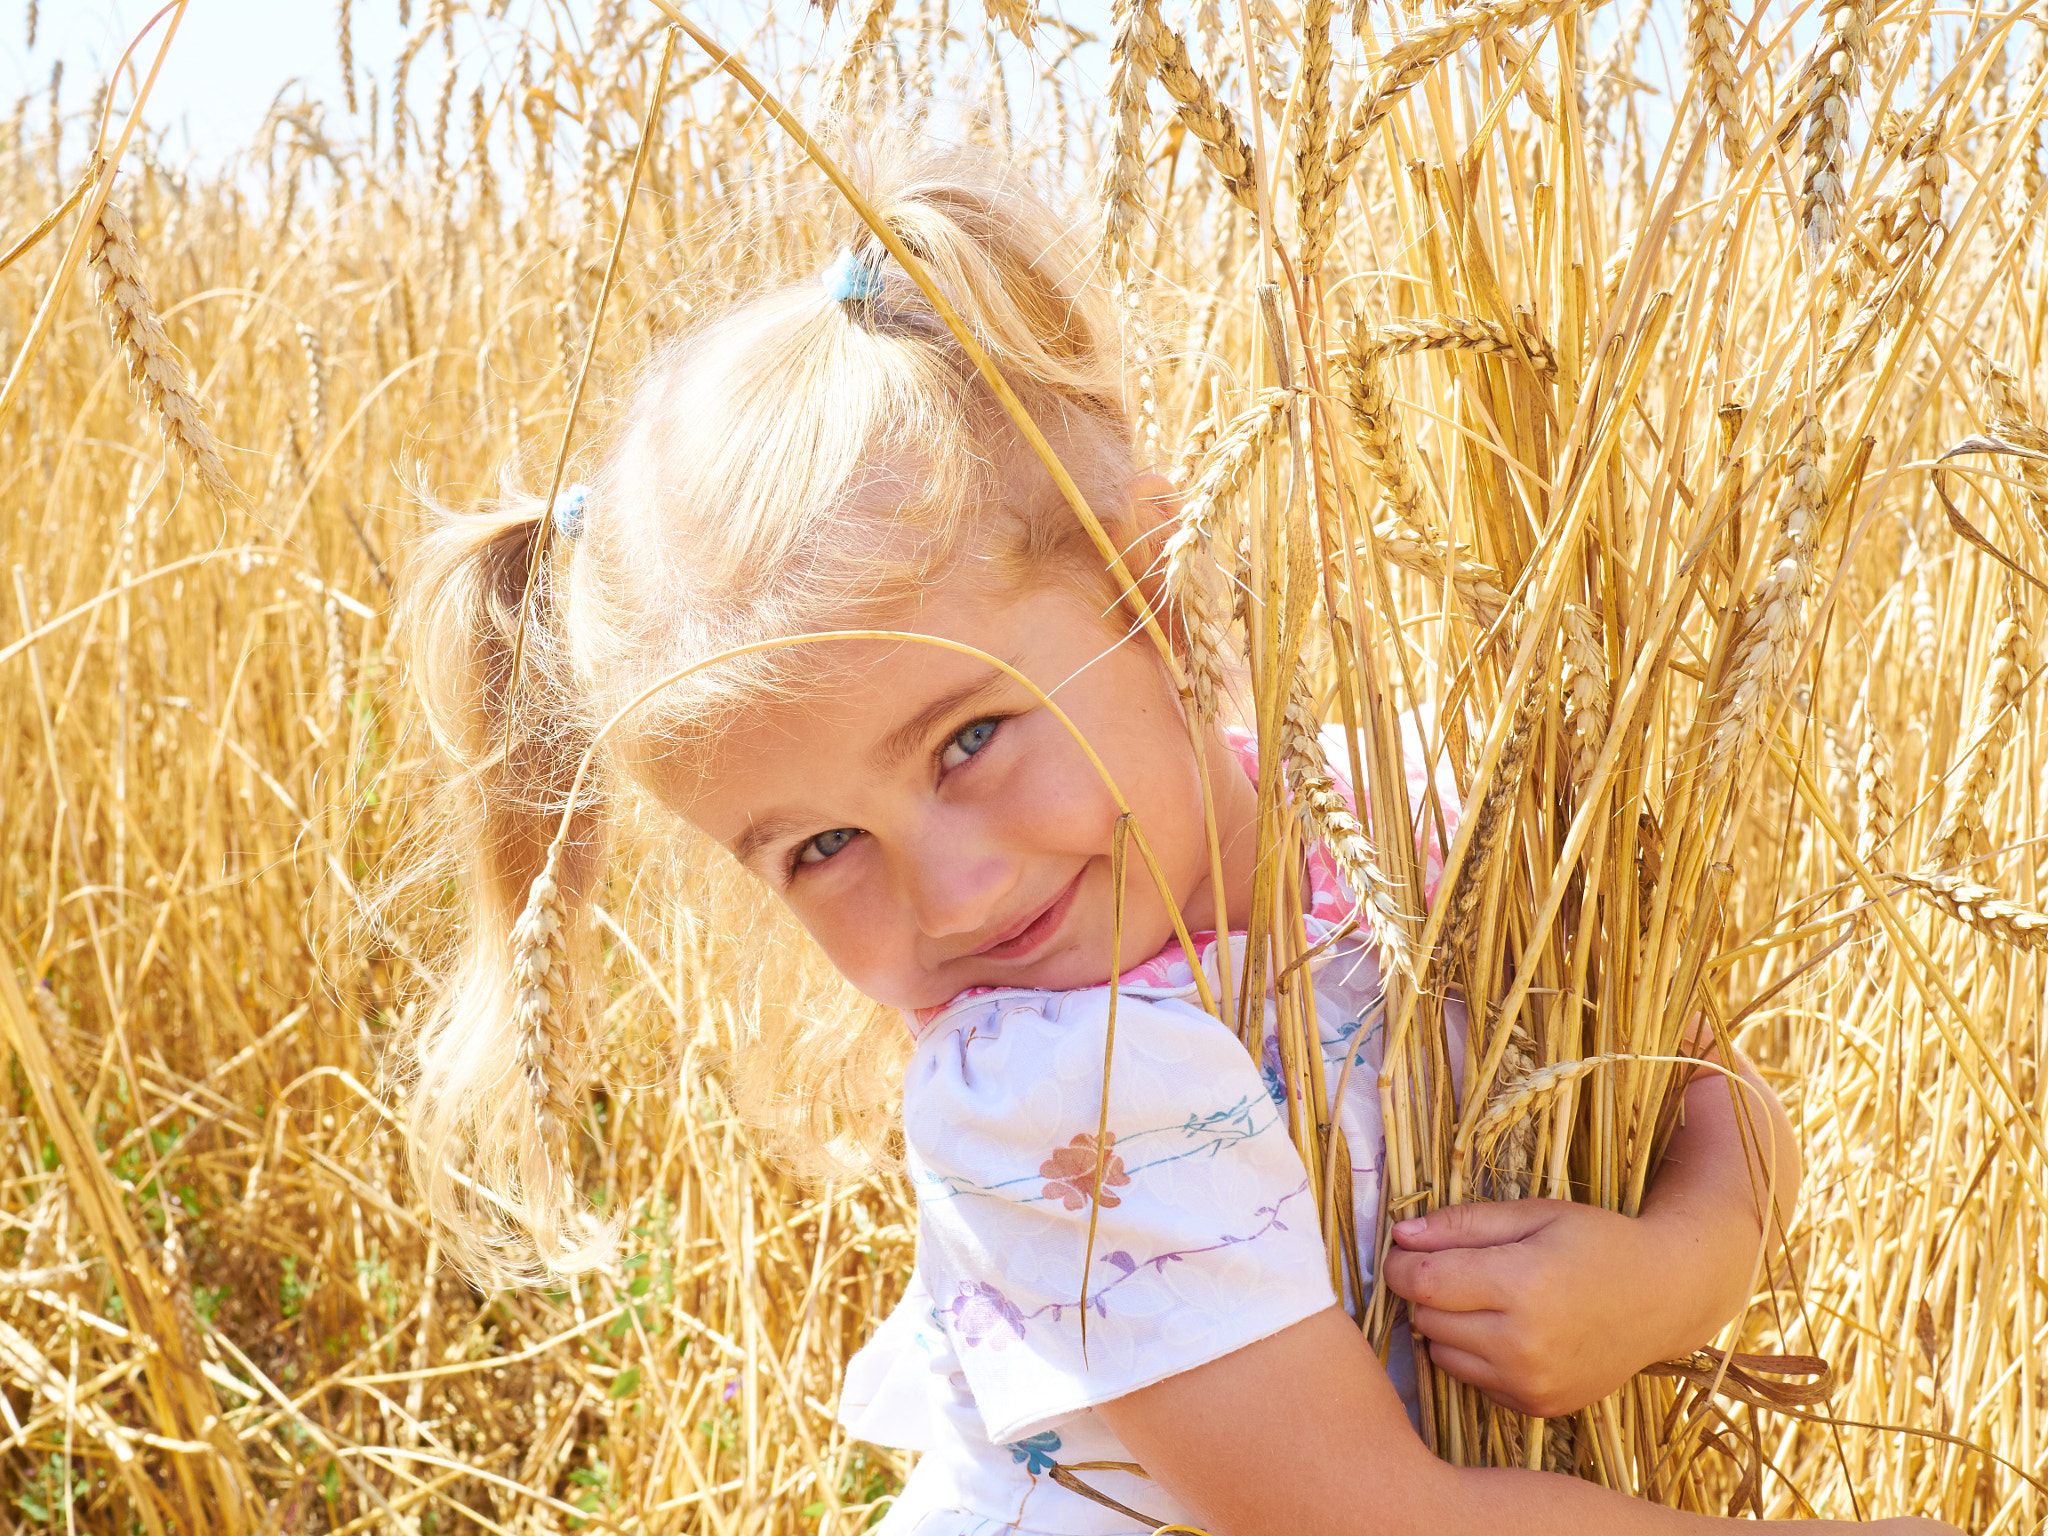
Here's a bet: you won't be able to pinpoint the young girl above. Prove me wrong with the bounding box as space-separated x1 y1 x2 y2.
402 145 1947 1536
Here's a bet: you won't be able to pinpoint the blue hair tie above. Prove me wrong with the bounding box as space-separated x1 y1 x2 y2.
552 482 588 540
821 247 882 304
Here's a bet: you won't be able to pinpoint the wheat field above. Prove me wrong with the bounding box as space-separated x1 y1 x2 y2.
0 0 2044 1530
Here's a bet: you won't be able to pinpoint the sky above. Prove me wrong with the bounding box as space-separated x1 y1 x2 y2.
0 0 1119 174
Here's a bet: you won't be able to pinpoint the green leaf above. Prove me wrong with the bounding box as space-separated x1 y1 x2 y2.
608 1366 641 1399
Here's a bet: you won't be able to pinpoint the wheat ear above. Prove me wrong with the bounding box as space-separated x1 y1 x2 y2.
1923 578 2030 872
1480 1006 1543 1198
1561 602 1610 795
1346 312 1560 374
1440 650 1543 960
1342 357 1425 532
1281 677 1416 979
1797 0 1874 249
1472 1055 1627 1148
336 0 358 115
1875 111 1948 327
1294 0 1338 272
1977 355 2048 536
1892 871 2048 951
1853 693 1894 867
1314 0 1588 235
983 0 1037 40
1688 0 1746 159
1164 390 1291 711
1142 0 1259 213
1706 414 1824 787
510 854 577 1155
828 0 896 117
1101 0 1158 279
1362 521 1513 630
87 200 240 507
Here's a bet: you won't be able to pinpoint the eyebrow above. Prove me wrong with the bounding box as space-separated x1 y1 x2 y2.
731 812 811 871
727 667 1016 871
874 668 1013 769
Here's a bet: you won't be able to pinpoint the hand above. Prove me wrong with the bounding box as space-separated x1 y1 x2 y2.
1382 1198 1728 1419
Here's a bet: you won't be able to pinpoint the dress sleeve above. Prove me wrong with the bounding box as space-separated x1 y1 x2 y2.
904 989 1337 1446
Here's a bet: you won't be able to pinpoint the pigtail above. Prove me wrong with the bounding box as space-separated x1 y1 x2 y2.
843 144 1131 425
399 495 613 1281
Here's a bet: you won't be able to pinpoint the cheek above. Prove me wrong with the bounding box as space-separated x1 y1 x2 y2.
783 864 934 1006
783 881 890 984
997 729 1125 848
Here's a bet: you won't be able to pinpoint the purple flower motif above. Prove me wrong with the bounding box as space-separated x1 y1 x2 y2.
948 1282 1027 1348
1259 1033 1287 1109
721 1379 739 1402
1100 1250 1137 1276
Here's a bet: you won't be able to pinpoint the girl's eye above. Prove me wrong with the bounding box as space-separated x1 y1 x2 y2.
796 827 862 867
941 718 1000 770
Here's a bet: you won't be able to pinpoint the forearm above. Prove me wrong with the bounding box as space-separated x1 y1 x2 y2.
1635 1040 1802 1355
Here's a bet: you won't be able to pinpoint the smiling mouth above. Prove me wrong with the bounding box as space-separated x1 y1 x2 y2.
971 871 1085 962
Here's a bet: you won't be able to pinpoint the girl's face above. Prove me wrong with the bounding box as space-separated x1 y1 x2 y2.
674 557 1257 1012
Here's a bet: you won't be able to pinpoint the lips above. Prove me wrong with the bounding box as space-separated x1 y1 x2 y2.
971 870 1084 961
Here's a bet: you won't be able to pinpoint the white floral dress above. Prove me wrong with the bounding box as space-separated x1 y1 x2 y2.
839 726 1463 1536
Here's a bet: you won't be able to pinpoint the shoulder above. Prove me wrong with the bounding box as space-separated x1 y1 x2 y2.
902 987 1280 1184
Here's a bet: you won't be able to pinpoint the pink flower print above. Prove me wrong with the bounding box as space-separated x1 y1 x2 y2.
1039 1132 1131 1212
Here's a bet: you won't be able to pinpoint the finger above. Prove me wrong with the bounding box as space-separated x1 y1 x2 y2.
1417 1341 1517 1405
1419 1341 1552 1417
1390 1198 1563 1253
1381 1243 1516 1312
1406 1303 1510 1357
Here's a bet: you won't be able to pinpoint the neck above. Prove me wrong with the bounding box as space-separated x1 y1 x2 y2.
1202 726 1264 934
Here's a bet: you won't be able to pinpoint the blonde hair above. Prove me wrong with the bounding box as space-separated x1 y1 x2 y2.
398 141 1149 1278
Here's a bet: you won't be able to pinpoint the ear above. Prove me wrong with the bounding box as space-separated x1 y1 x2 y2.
1115 471 1183 635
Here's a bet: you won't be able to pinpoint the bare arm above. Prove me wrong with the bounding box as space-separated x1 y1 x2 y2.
1098 1308 1941 1536
1635 1032 1802 1349
1380 1032 1802 1417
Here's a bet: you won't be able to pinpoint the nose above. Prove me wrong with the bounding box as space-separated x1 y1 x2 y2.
897 808 1014 941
